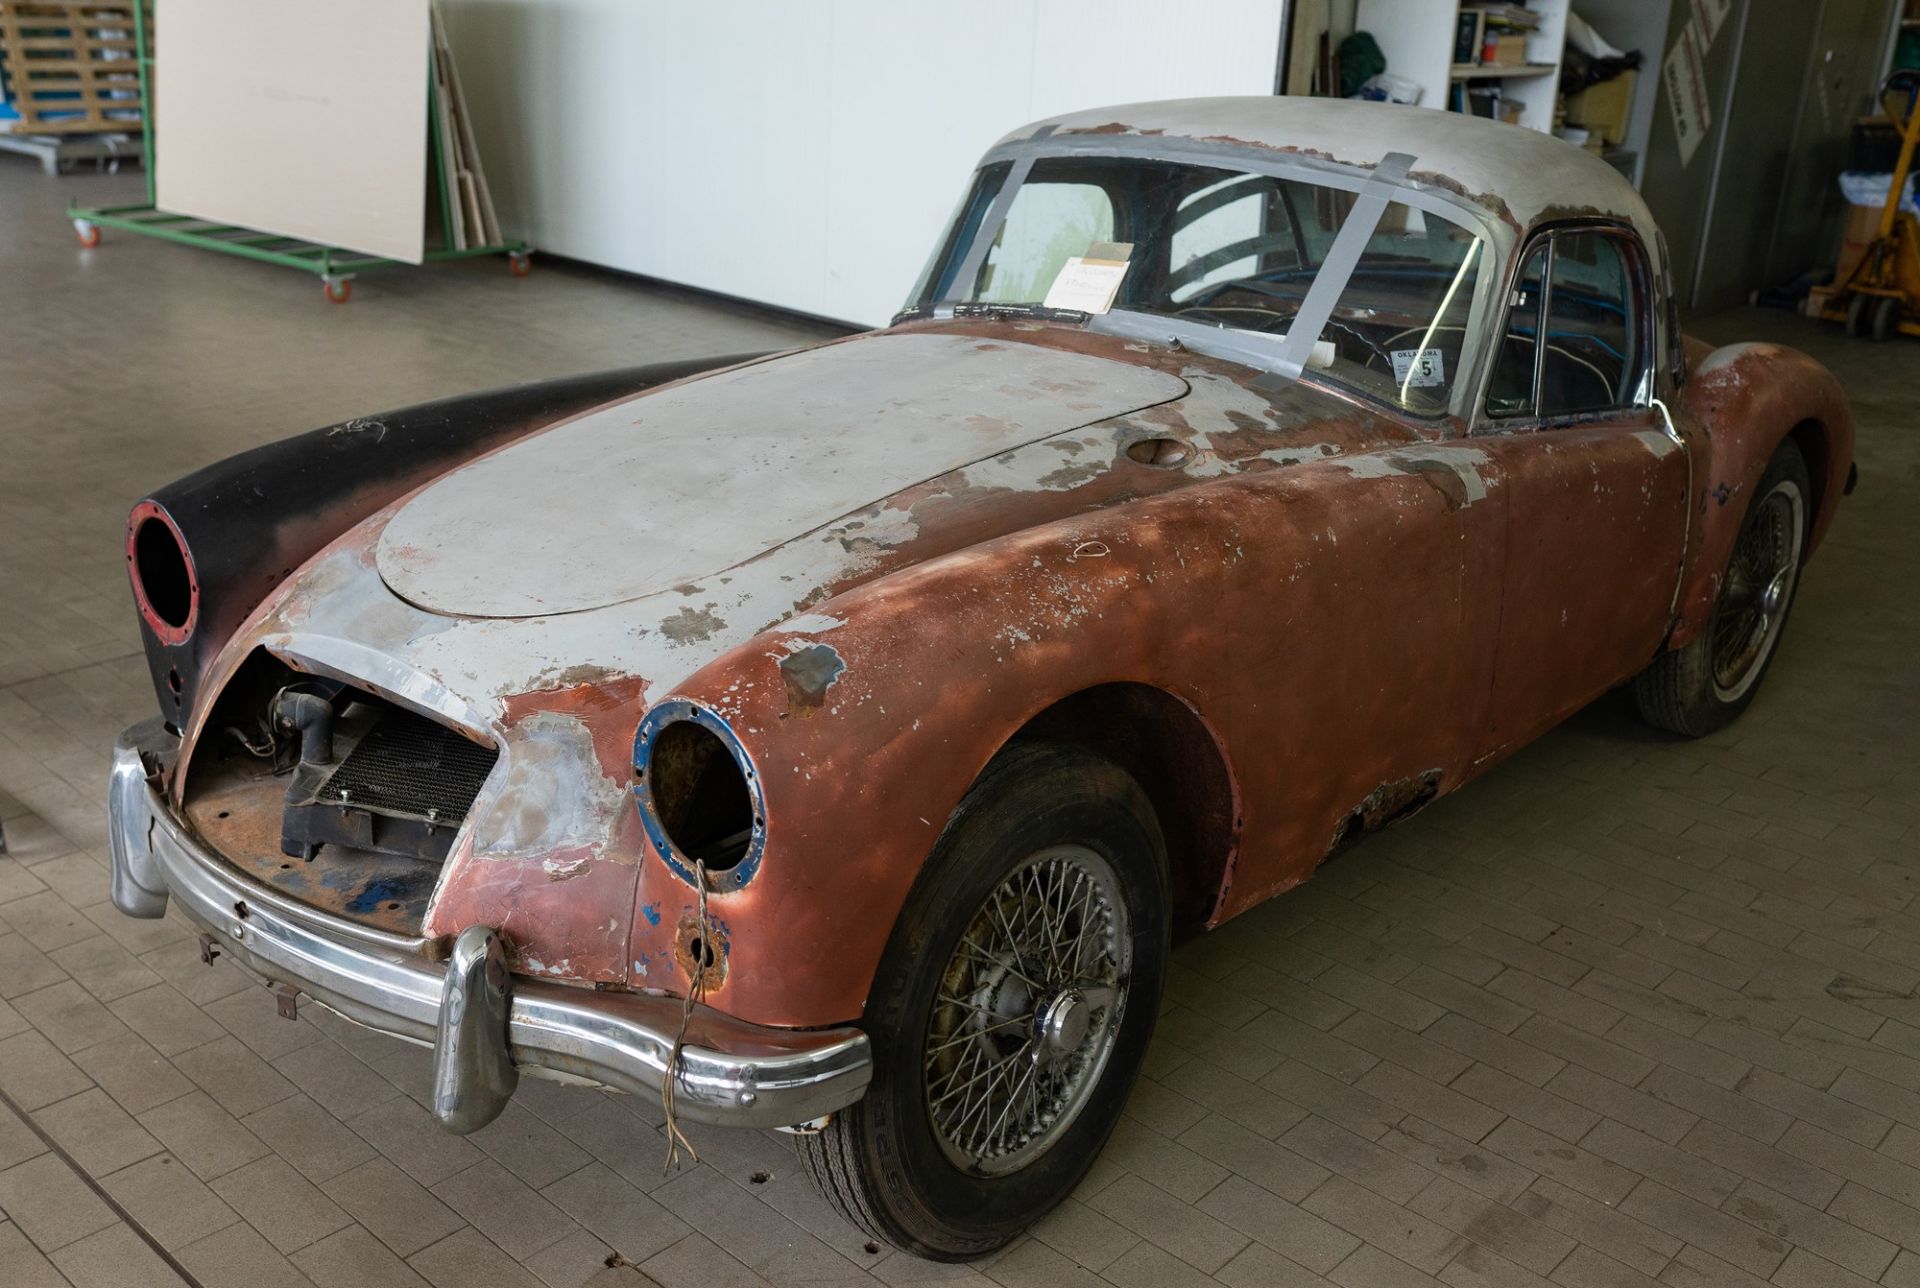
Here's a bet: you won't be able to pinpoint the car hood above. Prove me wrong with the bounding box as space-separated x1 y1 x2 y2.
377 332 1188 618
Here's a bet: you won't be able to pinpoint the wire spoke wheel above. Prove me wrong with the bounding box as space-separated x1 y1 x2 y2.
923 844 1130 1176
796 742 1166 1257
1709 480 1804 702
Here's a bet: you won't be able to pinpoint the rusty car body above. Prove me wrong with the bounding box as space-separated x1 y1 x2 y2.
107 98 1853 1257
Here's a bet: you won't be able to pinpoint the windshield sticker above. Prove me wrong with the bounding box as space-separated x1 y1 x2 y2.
1043 241 1133 315
1391 347 1446 388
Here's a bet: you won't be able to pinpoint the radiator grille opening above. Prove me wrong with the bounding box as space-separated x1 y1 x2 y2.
319 708 498 826
183 651 501 937
281 702 499 863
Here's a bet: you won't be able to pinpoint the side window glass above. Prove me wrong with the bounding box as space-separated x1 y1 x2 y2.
1486 242 1548 417
975 183 1115 304
1540 231 1639 415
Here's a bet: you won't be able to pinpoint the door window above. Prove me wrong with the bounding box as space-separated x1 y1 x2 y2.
1486 228 1647 421
1487 242 1548 417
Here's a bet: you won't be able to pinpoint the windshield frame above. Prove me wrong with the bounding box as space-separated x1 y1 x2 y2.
914 132 1514 424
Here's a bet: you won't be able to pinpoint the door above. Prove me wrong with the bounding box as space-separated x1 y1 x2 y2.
1472 227 1690 758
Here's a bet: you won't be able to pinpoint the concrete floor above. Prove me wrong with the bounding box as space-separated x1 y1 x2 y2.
1 159 1917 1288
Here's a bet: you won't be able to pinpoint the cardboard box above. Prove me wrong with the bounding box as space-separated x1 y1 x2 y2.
1489 33 1529 64
1832 199 1885 286
1565 70 1637 146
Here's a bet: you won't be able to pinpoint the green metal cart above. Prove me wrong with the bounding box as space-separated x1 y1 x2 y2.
66 4 529 302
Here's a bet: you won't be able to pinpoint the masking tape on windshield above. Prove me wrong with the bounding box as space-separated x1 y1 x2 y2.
1259 150 1416 389
939 125 1057 312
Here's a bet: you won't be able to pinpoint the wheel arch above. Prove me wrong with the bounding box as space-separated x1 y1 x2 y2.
1786 417 1832 537
1005 682 1241 934
1669 342 1853 648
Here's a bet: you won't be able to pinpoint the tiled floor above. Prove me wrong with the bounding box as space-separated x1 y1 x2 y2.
3 160 1917 1288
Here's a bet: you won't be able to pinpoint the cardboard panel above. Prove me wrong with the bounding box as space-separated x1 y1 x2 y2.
154 0 430 263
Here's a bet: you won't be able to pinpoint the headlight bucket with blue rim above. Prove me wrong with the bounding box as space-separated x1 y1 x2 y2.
631 699 765 893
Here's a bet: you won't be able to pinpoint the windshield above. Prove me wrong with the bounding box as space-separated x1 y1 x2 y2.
908 156 1489 414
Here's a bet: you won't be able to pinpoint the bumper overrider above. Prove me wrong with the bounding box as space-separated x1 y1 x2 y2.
107 718 870 1134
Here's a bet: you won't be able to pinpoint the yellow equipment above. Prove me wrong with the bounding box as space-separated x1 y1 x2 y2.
1822 70 1920 341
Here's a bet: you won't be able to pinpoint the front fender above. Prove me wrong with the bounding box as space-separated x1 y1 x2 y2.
636 515 1203 1027
1670 342 1853 647
628 443 1486 1027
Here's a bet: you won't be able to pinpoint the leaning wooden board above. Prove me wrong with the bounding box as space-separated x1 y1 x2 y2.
153 0 430 263
432 6 502 247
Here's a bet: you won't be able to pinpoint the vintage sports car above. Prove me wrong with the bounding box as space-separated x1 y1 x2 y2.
108 98 1854 1258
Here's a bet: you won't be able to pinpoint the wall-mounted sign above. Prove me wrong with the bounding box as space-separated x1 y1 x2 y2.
1664 18 1714 167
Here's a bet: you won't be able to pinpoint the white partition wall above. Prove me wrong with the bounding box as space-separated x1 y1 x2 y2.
435 0 1290 326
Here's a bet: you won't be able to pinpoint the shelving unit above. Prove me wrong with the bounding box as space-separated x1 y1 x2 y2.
1356 0 1571 133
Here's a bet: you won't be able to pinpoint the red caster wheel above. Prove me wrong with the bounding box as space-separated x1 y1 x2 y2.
508 251 532 277
74 220 101 248
323 276 353 304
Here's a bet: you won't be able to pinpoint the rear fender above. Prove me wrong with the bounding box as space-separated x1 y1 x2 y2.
1669 342 1853 647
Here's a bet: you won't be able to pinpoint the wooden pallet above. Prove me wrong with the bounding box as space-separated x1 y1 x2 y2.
0 2 148 136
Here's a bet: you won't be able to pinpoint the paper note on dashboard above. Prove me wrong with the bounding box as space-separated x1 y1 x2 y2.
1044 251 1131 314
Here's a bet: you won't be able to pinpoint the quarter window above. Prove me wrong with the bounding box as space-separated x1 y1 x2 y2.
1487 228 1647 421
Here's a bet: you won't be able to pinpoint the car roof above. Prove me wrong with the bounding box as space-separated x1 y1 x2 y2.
995 97 1661 258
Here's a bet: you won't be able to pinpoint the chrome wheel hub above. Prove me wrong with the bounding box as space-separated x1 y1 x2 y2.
923 844 1130 1176
1038 988 1091 1059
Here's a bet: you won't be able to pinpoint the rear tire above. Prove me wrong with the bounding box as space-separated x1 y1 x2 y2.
1634 440 1811 737
796 741 1168 1259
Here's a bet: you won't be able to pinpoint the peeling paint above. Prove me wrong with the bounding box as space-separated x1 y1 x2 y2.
660 606 727 644
327 417 388 441
1002 97 1660 249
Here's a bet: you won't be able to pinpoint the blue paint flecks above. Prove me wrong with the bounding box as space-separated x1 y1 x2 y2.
641 902 662 927
346 876 414 915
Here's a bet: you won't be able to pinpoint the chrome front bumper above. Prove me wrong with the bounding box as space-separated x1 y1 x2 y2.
107 718 870 1134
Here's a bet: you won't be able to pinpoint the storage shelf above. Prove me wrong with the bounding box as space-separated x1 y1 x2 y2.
1357 0 1570 133
1449 62 1558 79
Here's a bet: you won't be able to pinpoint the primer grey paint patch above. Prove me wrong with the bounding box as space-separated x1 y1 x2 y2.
377 333 1185 619
1330 445 1493 507
780 642 846 710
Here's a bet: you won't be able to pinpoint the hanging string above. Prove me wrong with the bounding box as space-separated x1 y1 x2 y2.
661 858 711 1172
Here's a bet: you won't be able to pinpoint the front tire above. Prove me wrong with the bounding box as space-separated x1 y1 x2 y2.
797 741 1168 1259
1634 439 1811 736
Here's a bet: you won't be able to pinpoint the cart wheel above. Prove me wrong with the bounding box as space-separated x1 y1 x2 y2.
74 219 101 249
1871 295 1900 342
323 276 352 304
1845 292 1869 338
508 251 532 277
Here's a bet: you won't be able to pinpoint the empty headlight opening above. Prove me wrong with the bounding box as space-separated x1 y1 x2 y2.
634 701 764 890
128 503 197 643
